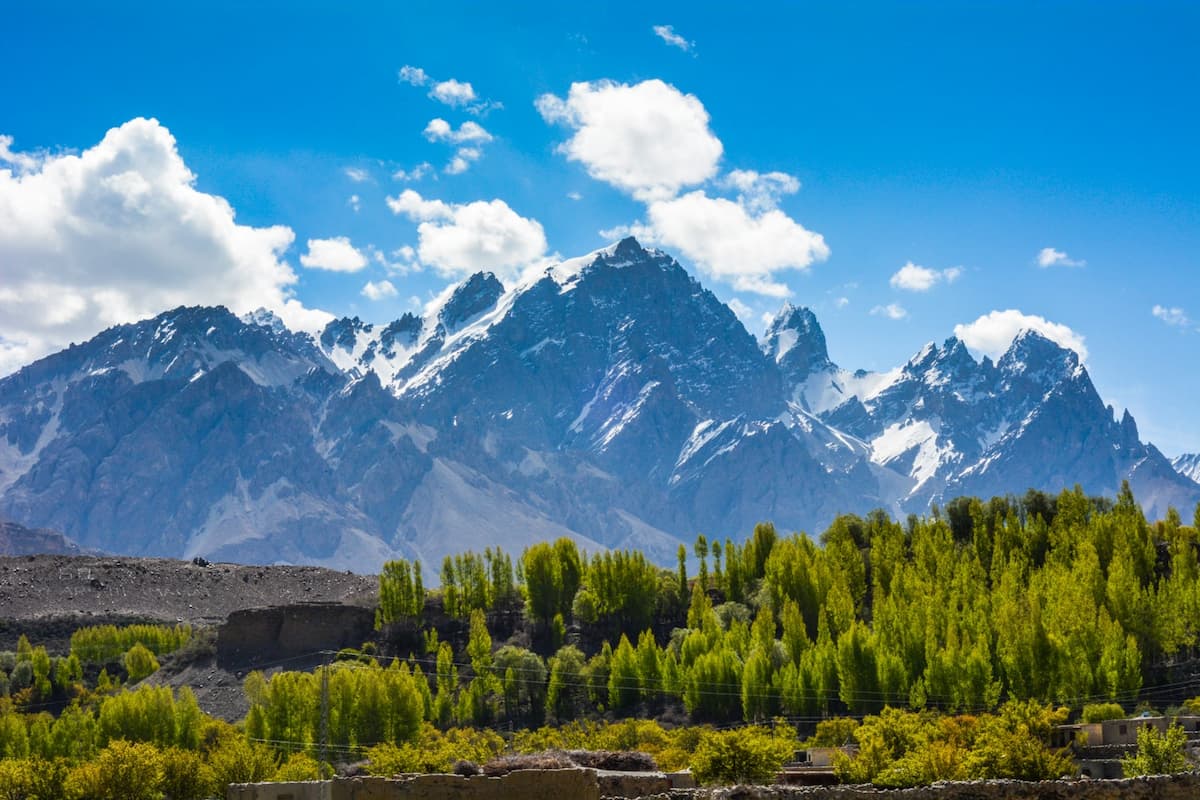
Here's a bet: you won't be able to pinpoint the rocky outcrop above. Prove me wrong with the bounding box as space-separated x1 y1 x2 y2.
217 603 376 669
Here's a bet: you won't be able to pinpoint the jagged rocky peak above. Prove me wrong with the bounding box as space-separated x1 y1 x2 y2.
763 302 832 380
379 313 422 353
439 272 504 329
1173 453 1200 484
240 307 288 335
998 328 1080 375
320 316 373 351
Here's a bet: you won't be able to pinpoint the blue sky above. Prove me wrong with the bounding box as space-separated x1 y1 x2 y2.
1 1 1197 453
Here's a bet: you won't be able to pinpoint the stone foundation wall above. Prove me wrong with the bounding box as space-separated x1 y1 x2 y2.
227 768 600 800
660 773 1200 799
229 771 1200 800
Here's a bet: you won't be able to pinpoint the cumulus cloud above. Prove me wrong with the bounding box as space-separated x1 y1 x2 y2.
637 190 829 296
1037 247 1085 268
1152 304 1192 328
537 79 723 202
393 162 433 182
398 65 430 86
423 119 493 145
430 79 476 107
347 194 361 213
444 148 482 175
386 189 547 279
361 279 399 301
871 303 908 320
954 309 1088 360
399 65 500 115
717 169 800 213
834 296 850 309
0 118 330 376
889 261 964 292
299 237 368 272
423 119 493 174
652 24 694 51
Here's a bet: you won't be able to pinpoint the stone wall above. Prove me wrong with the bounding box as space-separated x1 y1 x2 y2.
230 772 1200 800
657 773 1200 799
228 769 601 800
217 603 375 670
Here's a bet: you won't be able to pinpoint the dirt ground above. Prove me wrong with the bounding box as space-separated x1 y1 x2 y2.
0 553 379 623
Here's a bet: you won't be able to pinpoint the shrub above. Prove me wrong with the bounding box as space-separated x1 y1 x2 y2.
160 747 216 800
689 725 794 785
66 740 164 800
1122 723 1192 777
1082 702 1127 723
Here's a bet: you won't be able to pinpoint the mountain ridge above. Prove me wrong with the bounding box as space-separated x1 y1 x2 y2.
1 238 1196 571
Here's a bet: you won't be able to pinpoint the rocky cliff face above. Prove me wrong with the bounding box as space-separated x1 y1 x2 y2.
1 239 1195 571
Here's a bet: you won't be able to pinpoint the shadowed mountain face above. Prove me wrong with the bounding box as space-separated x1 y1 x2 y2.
1 239 1196 571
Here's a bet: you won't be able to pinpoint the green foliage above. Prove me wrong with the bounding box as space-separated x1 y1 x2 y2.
70 624 192 663
832 702 1073 787
1121 722 1192 777
123 643 160 683
65 740 164 800
519 538 583 626
689 724 794 785
365 724 504 775
378 558 424 624
1081 702 1127 723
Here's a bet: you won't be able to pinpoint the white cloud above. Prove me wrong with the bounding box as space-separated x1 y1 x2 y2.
367 245 421 276
399 66 500 115
834 296 850 309
398 65 429 86
717 169 799 213
0 135 42 173
871 303 908 320
444 147 482 175
361 279 399 301
0 118 330 376
567 191 582 201
392 162 433 182
889 261 964 292
347 194 361 213
299 237 368 273
638 190 829 296
537 79 723 202
1152 304 1192 328
1037 247 1085 268
652 24 694 52
344 167 370 183
386 189 547 280
954 309 1088 360
430 78 477 107
422 119 493 145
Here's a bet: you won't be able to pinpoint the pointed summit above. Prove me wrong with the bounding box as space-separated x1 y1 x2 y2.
439 272 504 329
763 302 831 384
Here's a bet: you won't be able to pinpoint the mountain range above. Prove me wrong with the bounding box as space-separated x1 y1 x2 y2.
1 238 1197 572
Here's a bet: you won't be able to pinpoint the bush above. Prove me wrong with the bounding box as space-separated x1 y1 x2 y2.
1122 723 1192 777
273 751 326 781
160 747 216 800
689 725 794 785
366 725 504 775
66 740 164 800
1082 702 1127 723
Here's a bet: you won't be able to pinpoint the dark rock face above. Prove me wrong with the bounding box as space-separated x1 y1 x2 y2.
0 518 85 556
217 603 375 669
1 240 1194 571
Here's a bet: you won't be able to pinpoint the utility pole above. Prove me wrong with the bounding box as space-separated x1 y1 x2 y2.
319 652 331 767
